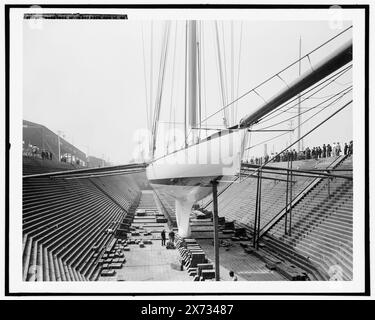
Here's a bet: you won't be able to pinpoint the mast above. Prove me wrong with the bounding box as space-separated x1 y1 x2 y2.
184 22 188 148
187 20 199 144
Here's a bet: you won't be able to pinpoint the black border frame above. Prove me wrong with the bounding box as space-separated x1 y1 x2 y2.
4 3 370 297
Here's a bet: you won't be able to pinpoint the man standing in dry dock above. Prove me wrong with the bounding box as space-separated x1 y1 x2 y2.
169 230 175 243
161 229 166 246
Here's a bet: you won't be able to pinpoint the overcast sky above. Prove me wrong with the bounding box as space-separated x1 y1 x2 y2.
23 18 352 164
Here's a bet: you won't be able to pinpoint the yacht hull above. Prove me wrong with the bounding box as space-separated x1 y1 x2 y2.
147 130 246 237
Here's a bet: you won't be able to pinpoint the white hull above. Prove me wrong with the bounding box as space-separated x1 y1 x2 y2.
147 130 246 237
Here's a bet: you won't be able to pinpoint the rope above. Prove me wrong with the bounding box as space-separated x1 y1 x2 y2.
239 99 352 184
245 90 352 151
201 22 208 135
214 21 228 126
221 21 229 123
277 74 290 88
245 125 253 163
253 89 268 103
199 25 352 125
258 65 352 124
258 86 352 131
234 21 243 124
231 21 234 126
141 24 150 132
150 21 153 133
151 21 171 156
307 54 314 71
197 21 202 139
167 21 178 152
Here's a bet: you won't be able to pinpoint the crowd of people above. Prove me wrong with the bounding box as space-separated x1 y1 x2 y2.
23 143 53 160
23 142 86 167
41 149 53 160
245 140 353 165
301 140 353 160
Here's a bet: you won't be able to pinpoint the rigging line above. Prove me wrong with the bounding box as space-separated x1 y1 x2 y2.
235 21 243 125
251 64 352 122
199 26 352 125
214 21 228 125
201 61 351 127
221 21 229 122
244 101 336 154
245 124 253 164
307 54 314 71
200 60 350 126
278 105 337 114
167 21 178 152
303 89 353 100
174 22 184 147
141 24 150 132
333 79 353 86
258 86 352 131
150 21 153 135
201 22 208 132
185 125 194 147
277 74 290 88
258 65 352 124
152 21 171 156
153 23 168 121
231 21 234 126
213 25 223 113
257 65 352 124
197 21 202 139
253 89 268 103
292 91 349 131
245 91 352 151
240 99 352 183
297 25 352 60
297 35 302 152
246 102 340 152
